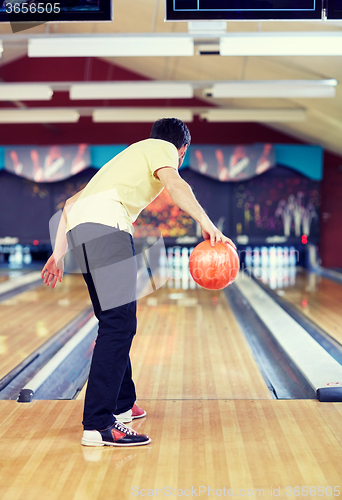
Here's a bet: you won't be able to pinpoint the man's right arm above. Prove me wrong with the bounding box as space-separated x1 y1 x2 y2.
155 167 235 248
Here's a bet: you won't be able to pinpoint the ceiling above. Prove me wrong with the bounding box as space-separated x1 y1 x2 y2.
1 0 342 157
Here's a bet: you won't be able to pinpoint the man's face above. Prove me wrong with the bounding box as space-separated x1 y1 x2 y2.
178 145 188 168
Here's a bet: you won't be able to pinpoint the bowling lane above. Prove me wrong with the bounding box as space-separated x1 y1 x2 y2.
79 283 272 401
0 268 36 284
0 274 91 381
78 245 278 401
127 284 272 400
260 268 342 346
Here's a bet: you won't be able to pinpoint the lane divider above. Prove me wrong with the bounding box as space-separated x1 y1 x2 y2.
0 271 41 295
235 274 342 402
17 315 98 403
314 267 342 287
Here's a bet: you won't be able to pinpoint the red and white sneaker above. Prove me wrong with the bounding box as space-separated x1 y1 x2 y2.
114 403 147 423
82 420 151 447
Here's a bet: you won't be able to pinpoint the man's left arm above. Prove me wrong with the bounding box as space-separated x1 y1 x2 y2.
41 189 84 288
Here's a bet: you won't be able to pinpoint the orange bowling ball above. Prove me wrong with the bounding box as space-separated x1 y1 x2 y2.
189 240 240 290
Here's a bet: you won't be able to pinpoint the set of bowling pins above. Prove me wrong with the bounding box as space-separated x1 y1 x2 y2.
158 244 297 291
244 246 297 290
159 246 197 290
5 245 32 268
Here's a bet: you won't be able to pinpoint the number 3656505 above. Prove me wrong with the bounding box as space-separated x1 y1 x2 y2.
5 3 61 14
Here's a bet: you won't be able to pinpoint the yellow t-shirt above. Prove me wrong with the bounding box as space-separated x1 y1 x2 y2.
67 138 178 234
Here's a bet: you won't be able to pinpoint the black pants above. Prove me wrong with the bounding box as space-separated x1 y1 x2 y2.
67 223 137 431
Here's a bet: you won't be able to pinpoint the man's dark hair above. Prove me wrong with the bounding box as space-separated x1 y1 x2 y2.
150 118 191 150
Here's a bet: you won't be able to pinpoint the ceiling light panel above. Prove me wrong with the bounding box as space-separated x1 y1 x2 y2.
0 109 80 123
28 36 194 58
209 80 337 99
0 84 53 101
70 82 194 100
220 32 342 56
92 108 193 123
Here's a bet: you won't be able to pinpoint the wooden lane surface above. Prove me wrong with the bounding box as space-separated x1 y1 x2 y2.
78 285 272 401
0 275 91 380
0 401 18 427
268 269 342 345
0 399 341 500
0 268 31 284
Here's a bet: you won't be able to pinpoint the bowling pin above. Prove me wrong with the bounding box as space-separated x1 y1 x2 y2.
167 247 173 267
276 266 284 289
159 247 168 281
173 246 181 270
14 245 23 267
245 246 252 269
188 247 197 289
261 246 269 268
252 247 260 268
23 246 32 265
289 246 297 267
269 266 277 290
181 247 189 290
8 247 15 267
269 246 277 268
159 247 167 267
167 247 174 288
276 247 284 267
173 247 181 289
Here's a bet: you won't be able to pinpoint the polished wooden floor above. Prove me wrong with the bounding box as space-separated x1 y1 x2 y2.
0 399 341 500
0 274 91 379
1 273 342 499
266 269 342 345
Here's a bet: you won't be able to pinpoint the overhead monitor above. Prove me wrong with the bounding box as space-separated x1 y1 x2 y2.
327 0 342 18
165 0 323 21
0 0 112 23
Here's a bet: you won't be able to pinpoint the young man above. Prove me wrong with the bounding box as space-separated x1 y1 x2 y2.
42 118 235 448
